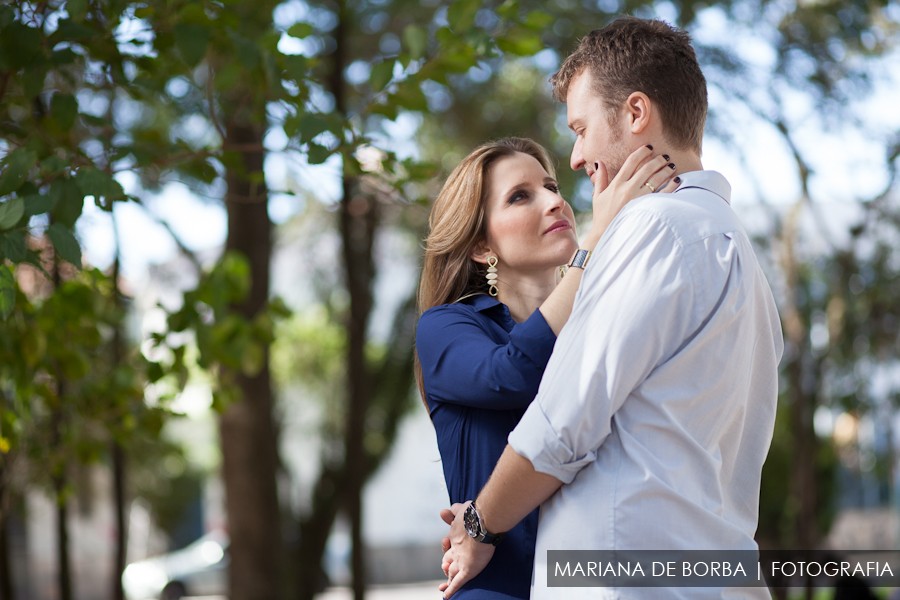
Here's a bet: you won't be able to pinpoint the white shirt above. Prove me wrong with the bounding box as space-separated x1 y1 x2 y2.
508 171 783 599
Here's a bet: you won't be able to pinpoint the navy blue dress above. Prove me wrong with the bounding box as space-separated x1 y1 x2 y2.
416 294 558 599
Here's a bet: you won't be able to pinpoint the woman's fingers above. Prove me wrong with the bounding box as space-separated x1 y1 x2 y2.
632 154 677 193
616 144 657 181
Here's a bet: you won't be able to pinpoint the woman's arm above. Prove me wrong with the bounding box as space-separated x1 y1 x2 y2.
417 304 556 411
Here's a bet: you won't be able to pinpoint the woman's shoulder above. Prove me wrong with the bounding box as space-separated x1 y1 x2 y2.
417 295 498 342
420 294 497 322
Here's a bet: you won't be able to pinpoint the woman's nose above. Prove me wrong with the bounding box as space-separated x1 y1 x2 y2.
544 191 564 213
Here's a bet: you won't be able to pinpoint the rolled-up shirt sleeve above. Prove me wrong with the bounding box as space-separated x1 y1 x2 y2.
509 208 698 483
417 303 556 411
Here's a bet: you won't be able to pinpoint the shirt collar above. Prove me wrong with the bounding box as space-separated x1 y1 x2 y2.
673 170 731 205
465 293 503 312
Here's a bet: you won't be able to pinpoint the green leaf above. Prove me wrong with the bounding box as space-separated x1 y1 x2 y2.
496 29 543 56
287 22 315 39
22 66 46 99
23 193 55 217
241 342 264 375
369 102 399 121
0 21 43 69
50 92 79 130
51 47 78 66
67 0 89 22
75 167 125 208
403 25 428 61
0 231 27 263
296 113 334 142
174 23 209 66
47 223 82 267
0 265 14 320
0 148 38 196
434 44 478 74
134 6 155 19
393 81 429 111
370 59 394 92
52 18 94 43
50 179 85 227
307 143 333 165
497 0 519 20
523 11 554 30
447 0 479 31
282 54 310 82
0 198 24 230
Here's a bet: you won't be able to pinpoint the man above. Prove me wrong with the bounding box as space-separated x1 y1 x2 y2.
439 16 783 599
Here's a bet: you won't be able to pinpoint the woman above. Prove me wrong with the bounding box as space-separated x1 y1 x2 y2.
415 137 677 598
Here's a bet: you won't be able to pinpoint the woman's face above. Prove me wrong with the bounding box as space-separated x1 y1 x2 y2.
480 152 578 276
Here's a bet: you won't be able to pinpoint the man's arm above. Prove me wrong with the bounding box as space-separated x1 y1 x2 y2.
440 446 562 598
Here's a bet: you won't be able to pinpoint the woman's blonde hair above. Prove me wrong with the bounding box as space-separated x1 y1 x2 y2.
414 137 556 404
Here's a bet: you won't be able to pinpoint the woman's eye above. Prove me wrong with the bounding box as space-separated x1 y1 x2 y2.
546 183 560 193
508 190 527 204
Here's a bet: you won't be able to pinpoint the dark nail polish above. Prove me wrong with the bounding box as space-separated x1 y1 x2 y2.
674 176 681 184
645 144 653 151
594 162 599 171
668 163 676 169
662 154 670 161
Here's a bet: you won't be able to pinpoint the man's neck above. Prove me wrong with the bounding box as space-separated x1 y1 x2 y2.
663 148 702 176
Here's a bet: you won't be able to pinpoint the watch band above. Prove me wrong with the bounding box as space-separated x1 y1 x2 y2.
465 502 505 546
567 248 592 270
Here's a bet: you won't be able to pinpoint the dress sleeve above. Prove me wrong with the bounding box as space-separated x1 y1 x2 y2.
509 208 698 482
416 304 557 410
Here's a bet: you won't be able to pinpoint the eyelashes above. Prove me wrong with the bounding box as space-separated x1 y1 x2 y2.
507 182 561 204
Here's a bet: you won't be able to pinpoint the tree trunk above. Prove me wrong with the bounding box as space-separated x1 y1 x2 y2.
111 442 126 600
325 2 373 598
53 472 72 600
111 234 127 600
52 256 72 600
295 467 343 600
787 357 817 600
780 204 816 600
0 464 13 600
220 117 282 600
339 181 377 600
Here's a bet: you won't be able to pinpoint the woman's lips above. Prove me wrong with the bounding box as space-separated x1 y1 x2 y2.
544 220 571 234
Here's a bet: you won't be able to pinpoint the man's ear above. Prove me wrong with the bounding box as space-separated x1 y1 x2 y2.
470 241 493 265
625 91 652 135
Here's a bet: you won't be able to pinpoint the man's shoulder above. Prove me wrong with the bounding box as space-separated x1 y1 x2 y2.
618 180 741 246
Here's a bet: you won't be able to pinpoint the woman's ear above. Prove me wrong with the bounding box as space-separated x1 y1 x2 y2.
470 242 493 265
625 91 652 135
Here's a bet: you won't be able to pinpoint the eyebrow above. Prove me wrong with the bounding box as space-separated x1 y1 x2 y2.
501 176 557 195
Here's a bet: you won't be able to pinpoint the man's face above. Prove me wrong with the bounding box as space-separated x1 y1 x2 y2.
566 69 630 184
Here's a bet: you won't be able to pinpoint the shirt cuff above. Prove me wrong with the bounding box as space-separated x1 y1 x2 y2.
508 400 596 484
508 309 557 369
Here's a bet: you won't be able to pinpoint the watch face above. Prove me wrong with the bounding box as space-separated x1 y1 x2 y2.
463 504 481 539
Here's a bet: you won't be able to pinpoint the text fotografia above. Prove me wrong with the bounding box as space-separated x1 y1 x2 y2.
547 550 900 588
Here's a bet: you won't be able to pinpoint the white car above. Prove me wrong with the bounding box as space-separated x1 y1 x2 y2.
122 531 228 600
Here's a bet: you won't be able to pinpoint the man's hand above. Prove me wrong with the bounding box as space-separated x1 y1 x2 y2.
437 502 496 598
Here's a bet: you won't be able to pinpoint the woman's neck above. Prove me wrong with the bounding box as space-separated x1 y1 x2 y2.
497 273 557 323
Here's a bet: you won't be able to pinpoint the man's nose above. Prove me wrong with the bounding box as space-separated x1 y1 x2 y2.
570 139 585 172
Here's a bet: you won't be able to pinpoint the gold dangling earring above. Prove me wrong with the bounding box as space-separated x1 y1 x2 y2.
486 256 499 297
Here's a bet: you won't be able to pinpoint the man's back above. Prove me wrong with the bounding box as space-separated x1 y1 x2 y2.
509 170 783 598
